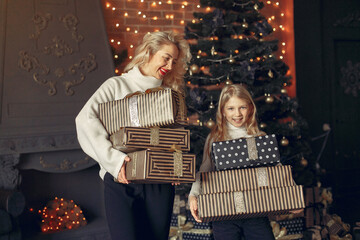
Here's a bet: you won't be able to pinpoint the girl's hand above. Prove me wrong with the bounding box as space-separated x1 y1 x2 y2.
289 209 304 214
117 156 131 184
189 195 202 223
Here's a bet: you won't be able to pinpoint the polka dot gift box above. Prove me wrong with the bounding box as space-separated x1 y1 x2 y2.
211 134 280 171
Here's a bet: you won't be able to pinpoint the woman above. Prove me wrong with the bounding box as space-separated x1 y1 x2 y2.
75 31 191 240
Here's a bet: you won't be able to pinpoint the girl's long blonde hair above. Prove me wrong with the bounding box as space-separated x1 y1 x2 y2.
123 31 191 93
208 84 263 143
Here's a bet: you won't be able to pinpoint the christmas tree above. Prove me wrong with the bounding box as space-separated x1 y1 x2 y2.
178 0 317 194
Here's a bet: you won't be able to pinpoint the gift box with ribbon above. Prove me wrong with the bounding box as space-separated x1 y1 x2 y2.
125 149 196 183
304 187 322 228
99 88 188 135
110 127 190 153
198 185 305 222
169 214 213 240
211 134 281 170
201 165 294 194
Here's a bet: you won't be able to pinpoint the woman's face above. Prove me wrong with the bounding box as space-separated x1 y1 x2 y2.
223 96 250 128
141 43 179 80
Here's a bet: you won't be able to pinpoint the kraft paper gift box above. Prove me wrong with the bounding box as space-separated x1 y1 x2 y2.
198 185 305 222
110 127 190 153
125 149 196 183
211 134 281 171
201 165 295 194
99 88 188 135
304 187 321 228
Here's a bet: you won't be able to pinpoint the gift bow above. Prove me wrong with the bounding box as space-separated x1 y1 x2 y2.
169 214 212 240
271 221 303 240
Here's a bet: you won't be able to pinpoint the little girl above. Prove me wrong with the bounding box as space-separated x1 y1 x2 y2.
188 84 275 240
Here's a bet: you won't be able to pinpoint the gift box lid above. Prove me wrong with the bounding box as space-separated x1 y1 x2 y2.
212 134 281 170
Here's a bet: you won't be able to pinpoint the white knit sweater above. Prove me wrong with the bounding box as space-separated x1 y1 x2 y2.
189 122 253 197
75 66 163 180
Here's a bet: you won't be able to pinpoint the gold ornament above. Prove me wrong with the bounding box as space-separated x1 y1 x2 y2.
211 46 215 56
268 70 274 78
265 95 274 104
300 157 308 167
206 118 215 128
281 88 287 94
259 122 267 129
254 4 258 11
190 64 199 74
242 19 248 28
225 75 233 85
280 137 289 146
229 54 235 64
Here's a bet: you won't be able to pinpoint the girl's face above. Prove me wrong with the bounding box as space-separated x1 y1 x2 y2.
223 96 250 128
140 43 179 80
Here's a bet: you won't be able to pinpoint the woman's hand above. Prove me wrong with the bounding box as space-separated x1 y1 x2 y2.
117 156 131 184
189 195 202 223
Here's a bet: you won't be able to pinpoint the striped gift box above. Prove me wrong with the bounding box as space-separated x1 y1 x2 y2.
99 88 188 135
198 185 305 222
110 127 190 153
126 150 196 183
201 165 294 194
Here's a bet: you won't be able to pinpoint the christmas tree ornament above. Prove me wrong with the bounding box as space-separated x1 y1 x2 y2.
209 96 215 109
225 75 233 85
300 157 308 167
190 64 199 74
242 19 248 28
265 94 274 104
229 52 235 64
280 137 289 146
268 69 274 78
281 88 287 94
211 46 215 56
259 122 267 129
254 4 259 11
206 118 215 128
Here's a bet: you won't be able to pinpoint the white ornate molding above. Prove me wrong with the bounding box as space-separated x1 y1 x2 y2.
0 154 21 190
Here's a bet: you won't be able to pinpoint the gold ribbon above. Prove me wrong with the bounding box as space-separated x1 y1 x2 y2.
234 191 246 213
150 127 160 146
169 214 212 240
170 144 183 177
246 137 258 160
256 167 269 187
271 221 303 240
131 152 137 178
178 92 186 121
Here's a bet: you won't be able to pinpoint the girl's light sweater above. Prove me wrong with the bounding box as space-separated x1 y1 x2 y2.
189 123 253 197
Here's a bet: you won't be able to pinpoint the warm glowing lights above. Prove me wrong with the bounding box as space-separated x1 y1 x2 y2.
124 12 128 17
116 23 119 27
126 27 130 31
106 2 110 8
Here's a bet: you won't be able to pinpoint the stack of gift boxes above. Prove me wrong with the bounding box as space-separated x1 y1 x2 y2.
198 134 305 222
98 88 196 184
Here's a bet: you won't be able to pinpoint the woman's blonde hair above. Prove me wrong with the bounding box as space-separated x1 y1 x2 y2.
209 84 263 143
123 31 191 93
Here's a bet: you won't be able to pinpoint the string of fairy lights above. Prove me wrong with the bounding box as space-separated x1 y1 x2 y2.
104 0 293 77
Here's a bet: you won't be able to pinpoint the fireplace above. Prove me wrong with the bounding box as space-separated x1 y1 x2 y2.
18 160 111 240
0 0 116 238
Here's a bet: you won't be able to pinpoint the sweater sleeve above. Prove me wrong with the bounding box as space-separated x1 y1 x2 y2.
189 135 214 197
75 78 127 179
